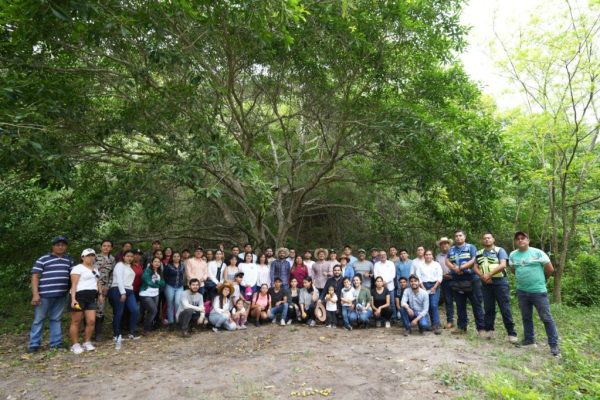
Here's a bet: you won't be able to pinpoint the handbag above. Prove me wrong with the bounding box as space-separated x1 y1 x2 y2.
451 280 473 293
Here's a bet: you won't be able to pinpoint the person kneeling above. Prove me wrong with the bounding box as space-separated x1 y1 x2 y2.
400 275 431 335
177 279 206 337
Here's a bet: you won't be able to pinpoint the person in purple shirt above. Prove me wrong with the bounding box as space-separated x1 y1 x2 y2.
270 248 291 290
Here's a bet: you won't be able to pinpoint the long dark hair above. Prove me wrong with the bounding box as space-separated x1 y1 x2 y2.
219 285 232 307
149 257 164 279
303 276 314 293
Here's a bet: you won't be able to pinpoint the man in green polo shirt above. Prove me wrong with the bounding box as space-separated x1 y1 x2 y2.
509 231 560 357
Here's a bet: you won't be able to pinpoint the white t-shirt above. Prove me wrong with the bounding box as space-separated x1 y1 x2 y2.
239 262 258 287
71 264 99 292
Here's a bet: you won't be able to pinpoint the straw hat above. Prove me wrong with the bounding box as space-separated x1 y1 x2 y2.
276 247 290 258
436 237 453 246
314 247 329 260
217 281 234 295
314 302 327 322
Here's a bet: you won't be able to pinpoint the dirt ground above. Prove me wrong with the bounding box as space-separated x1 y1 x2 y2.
0 317 541 400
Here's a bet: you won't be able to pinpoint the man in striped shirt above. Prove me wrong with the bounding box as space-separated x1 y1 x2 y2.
28 236 73 352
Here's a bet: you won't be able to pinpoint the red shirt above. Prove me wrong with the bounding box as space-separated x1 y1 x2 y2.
131 263 144 294
290 264 308 286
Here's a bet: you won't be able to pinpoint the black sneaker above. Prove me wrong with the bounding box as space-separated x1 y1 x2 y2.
516 341 538 348
550 346 561 357
27 347 39 354
343 325 352 331
403 328 410 336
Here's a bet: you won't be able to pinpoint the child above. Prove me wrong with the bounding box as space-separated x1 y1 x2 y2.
340 277 356 330
232 298 247 330
325 285 338 328
395 277 408 320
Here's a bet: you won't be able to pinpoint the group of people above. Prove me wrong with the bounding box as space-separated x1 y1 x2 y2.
28 230 561 357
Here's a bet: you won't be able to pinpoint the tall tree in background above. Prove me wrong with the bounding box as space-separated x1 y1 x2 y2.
496 0 600 302
1 1 501 251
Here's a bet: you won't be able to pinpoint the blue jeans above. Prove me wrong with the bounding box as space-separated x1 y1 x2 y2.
441 279 455 324
269 303 288 321
517 290 559 347
454 279 485 331
209 312 236 330
400 307 431 331
349 307 372 325
423 282 441 327
482 278 516 336
341 306 352 327
164 285 183 324
29 296 66 349
388 285 397 320
109 287 139 337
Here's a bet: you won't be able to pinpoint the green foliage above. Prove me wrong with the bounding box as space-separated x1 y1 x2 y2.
561 253 600 306
470 305 600 399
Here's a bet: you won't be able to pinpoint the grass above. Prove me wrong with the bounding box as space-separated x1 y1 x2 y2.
459 303 600 399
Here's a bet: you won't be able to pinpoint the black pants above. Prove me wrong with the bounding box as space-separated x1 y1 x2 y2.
374 307 392 322
326 310 337 325
140 296 158 331
179 309 201 330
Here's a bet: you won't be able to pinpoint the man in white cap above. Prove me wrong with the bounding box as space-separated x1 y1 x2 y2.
436 236 455 329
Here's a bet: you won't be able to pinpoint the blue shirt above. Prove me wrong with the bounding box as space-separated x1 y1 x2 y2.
346 255 358 270
164 264 185 288
396 259 413 282
270 259 291 285
32 253 73 298
447 243 477 280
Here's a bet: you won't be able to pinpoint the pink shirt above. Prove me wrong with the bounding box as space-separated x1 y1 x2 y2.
253 292 269 309
185 258 208 286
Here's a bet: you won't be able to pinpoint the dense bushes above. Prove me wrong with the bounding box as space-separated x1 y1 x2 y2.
561 253 600 307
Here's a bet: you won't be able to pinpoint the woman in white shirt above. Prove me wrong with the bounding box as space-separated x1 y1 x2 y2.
69 248 103 354
208 282 237 332
256 254 271 288
108 250 140 347
206 249 225 300
415 249 443 332
238 252 258 297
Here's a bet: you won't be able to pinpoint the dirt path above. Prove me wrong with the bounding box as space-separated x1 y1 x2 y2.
0 324 530 400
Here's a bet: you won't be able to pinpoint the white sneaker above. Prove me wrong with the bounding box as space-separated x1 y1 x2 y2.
71 343 84 355
115 335 122 350
82 341 95 351
376 321 382 328
271 319 277 324
385 321 391 329
286 319 292 325
508 335 518 344
280 319 286 326
240 325 247 330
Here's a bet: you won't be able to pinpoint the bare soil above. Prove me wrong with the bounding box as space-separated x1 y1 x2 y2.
0 319 537 400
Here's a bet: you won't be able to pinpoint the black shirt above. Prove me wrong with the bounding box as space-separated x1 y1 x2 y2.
371 287 390 308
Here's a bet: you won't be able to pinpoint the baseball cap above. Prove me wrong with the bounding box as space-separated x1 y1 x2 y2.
514 231 529 239
81 248 96 257
357 248 366 254
133 248 143 255
52 236 69 245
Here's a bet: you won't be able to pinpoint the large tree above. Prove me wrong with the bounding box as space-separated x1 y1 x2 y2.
1 0 499 248
496 0 600 302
